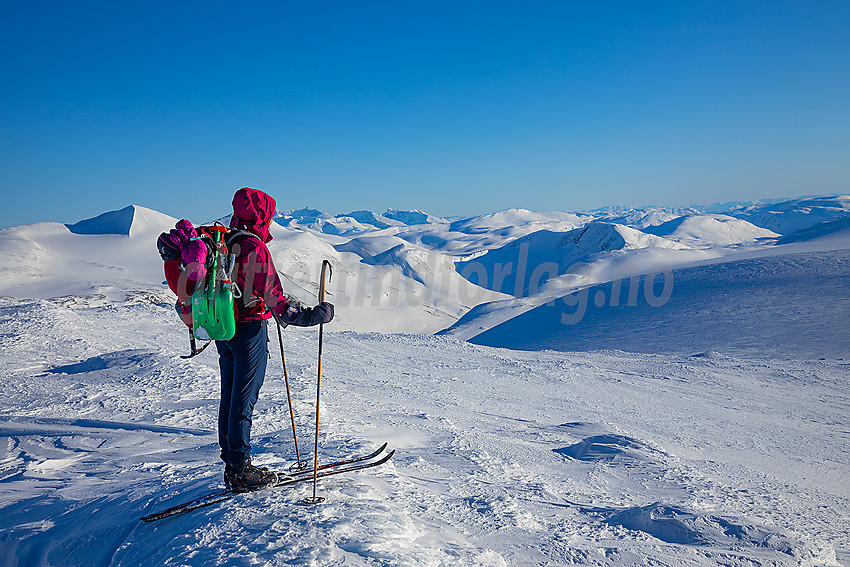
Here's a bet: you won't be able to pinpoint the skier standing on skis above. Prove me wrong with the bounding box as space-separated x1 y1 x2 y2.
219 187 333 490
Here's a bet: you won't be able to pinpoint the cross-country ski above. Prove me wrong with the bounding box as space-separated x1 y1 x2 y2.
141 446 394 522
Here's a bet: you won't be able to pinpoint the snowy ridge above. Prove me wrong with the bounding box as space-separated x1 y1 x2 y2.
336 210 400 230
383 208 444 226
469 247 850 360
449 208 589 234
592 206 700 229
776 216 850 244
65 204 137 235
442 197 850 343
725 195 850 235
455 222 689 297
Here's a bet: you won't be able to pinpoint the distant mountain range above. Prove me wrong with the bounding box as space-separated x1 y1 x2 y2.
269 194 850 241
1 195 848 341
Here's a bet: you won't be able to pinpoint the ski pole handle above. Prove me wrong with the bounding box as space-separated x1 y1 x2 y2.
318 260 332 302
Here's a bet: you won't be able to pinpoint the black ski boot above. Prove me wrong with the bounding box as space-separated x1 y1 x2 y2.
224 463 238 490
228 460 278 492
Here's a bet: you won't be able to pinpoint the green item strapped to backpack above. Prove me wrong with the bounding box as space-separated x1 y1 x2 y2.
191 226 237 341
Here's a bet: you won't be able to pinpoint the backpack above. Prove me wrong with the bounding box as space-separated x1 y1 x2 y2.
157 221 261 344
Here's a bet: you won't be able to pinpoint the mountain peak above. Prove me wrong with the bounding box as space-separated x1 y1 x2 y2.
286 207 330 221
65 205 177 236
383 209 437 226
337 210 395 229
65 205 138 235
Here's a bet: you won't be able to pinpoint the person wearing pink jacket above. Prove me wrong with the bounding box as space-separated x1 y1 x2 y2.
218 188 333 490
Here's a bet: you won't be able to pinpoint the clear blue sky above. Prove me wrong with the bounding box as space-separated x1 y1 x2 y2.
1 1 848 227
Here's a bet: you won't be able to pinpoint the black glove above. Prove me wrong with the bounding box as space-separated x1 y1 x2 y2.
274 301 334 327
312 301 334 324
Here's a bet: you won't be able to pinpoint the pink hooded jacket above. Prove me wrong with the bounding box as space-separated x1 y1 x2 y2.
228 188 292 323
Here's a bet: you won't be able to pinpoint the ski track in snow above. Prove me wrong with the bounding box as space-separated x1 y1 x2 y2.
0 297 847 566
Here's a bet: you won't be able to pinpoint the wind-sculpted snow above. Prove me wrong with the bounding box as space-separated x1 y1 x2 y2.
554 433 657 462
0 297 847 565
605 504 800 550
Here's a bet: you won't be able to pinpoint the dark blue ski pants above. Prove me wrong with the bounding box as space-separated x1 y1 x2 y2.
215 320 268 469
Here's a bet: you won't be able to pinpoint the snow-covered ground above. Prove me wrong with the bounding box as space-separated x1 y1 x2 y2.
1 196 849 566
1 298 846 566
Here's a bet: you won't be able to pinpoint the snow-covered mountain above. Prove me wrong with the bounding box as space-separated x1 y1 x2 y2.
336 210 401 230
382 208 441 226
449 208 589 234
274 208 444 236
274 208 364 236
267 227 507 333
690 197 792 214
455 222 690 297
642 214 780 247
777 216 850 244
3 195 849 335
0 205 507 333
65 204 140 235
723 195 850 235
0 205 178 304
439 196 850 342
591 206 700 229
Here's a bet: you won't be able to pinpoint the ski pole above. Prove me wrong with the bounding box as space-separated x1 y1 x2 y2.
304 259 332 505
277 322 308 472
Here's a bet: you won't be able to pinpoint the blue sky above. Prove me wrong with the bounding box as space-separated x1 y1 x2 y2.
1 1 848 227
